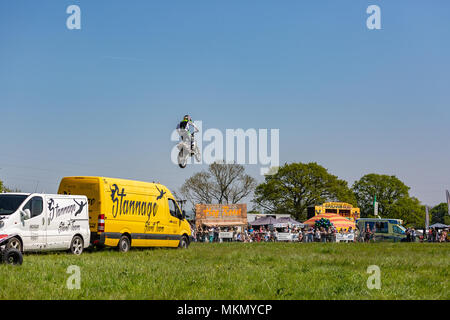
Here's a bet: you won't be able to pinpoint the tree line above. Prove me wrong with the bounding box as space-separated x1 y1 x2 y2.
179 162 449 228
2 162 448 228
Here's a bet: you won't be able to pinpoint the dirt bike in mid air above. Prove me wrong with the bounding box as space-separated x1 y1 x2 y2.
177 132 201 168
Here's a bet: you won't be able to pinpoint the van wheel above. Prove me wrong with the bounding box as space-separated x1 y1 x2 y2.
178 236 189 249
6 237 22 252
70 236 84 255
2 248 23 265
118 235 130 253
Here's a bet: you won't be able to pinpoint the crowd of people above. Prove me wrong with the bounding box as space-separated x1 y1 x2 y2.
423 227 448 243
193 225 359 243
190 223 450 243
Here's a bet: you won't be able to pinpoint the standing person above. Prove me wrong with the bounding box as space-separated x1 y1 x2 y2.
411 228 416 242
208 227 214 243
314 228 321 242
348 226 355 242
320 227 327 243
406 228 411 242
364 224 371 243
298 230 304 242
308 227 314 242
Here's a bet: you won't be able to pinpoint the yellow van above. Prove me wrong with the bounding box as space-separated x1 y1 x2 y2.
57 176 192 251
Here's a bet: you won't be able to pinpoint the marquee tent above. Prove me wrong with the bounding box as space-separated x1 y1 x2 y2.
273 217 304 228
303 213 356 231
429 223 449 229
249 216 278 226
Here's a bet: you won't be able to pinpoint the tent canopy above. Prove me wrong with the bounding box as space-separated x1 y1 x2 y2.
273 217 304 228
275 216 303 225
249 216 278 226
429 223 449 229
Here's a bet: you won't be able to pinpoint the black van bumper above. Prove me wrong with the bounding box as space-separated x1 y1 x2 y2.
91 232 106 246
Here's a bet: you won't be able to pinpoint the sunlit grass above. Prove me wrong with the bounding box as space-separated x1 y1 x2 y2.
0 243 448 300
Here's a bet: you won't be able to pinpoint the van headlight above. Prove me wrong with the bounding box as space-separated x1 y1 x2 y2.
0 221 4 229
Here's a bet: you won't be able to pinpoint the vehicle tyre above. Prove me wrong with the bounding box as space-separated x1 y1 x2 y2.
70 235 84 255
178 150 187 168
2 248 23 266
178 236 189 249
6 237 22 252
118 235 131 253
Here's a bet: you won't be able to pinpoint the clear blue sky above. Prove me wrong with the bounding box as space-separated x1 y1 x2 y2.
1 0 449 207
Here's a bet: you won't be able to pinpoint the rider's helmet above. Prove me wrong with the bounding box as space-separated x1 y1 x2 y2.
183 115 191 122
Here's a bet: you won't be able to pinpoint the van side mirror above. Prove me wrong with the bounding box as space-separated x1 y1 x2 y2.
21 209 31 221
182 210 186 220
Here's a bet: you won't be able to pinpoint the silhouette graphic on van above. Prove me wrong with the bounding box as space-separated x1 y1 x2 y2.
73 199 87 216
155 185 166 200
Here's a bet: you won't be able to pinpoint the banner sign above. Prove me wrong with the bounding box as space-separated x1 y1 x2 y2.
219 232 234 239
336 233 355 242
195 204 247 228
276 232 293 241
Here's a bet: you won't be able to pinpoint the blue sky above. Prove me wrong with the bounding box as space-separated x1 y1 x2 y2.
1 0 449 208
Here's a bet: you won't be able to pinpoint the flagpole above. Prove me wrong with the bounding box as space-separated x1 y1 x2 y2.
446 190 450 216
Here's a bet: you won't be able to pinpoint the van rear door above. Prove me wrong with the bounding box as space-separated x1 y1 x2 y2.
58 178 100 232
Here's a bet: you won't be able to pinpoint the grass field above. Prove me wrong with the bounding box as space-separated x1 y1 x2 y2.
0 242 448 300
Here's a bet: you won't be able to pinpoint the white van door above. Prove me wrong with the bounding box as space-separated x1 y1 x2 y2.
20 196 47 251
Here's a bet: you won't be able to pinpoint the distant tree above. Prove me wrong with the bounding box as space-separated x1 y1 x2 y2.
389 197 426 228
253 162 356 221
352 174 410 218
430 203 449 225
352 173 426 226
0 178 21 193
180 162 257 210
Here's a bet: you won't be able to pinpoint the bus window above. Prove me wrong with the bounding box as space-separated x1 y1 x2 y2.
375 221 388 233
363 222 376 232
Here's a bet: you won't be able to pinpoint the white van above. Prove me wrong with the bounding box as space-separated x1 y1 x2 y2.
0 193 90 254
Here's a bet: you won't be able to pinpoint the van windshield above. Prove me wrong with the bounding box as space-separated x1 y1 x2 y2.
0 195 28 215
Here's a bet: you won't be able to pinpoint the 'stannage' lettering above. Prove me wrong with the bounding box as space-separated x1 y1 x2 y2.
110 184 158 221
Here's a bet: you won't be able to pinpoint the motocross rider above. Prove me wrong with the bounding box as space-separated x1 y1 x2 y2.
177 115 199 155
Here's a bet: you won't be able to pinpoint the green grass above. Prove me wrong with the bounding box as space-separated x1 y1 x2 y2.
0 242 448 300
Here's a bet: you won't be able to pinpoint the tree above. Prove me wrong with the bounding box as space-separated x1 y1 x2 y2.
389 197 426 228
352 174 410 218
430 203 450 225
180 162 257 210
352 173 426 226
252 162 356 221
0 178 21 193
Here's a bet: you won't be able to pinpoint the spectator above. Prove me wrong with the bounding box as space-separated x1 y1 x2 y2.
364 224 372 243
298 231 304 242
314 228 321 242
208 227 214 243
307 227 314 242
411 228 416 242
320 227 327 243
